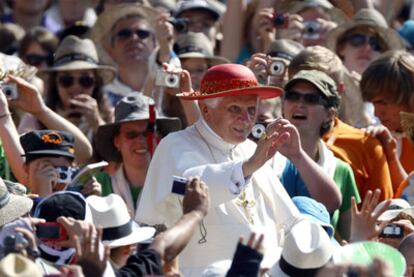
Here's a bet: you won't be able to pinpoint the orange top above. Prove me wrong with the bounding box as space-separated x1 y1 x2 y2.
400 137 414 174
324 118 393 201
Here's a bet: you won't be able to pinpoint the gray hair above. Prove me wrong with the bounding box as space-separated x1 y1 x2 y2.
201 98 223 109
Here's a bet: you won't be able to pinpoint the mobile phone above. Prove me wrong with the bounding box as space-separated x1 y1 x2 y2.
380 224 404 239
66 161 108 190
36 222 68 241
171 176 187 195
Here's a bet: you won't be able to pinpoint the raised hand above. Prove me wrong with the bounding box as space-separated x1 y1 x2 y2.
349 189 390 242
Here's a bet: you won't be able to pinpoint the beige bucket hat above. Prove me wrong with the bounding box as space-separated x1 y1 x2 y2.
326 8 405 53
41 35 116 84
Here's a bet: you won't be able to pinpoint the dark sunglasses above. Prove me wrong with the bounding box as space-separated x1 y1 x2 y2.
121 130 150 140
57 75 95 89
115 28 152 40
25 54 52 66
284 90 327 105
346 33 385 52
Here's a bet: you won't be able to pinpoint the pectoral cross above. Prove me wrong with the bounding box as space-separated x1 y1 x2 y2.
236 190 256 224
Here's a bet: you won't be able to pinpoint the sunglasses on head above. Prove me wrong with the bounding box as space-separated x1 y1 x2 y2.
284 90 327 105
346 33 385 52
25 54 52 66
57 75 95 89
115 28 152 40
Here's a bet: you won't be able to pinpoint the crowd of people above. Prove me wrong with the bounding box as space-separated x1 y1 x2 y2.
0 0 414 276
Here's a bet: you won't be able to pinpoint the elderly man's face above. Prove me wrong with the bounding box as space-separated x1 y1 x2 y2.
201 94 258 144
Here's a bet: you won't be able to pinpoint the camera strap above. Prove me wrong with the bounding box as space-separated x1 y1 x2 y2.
146 103 160 157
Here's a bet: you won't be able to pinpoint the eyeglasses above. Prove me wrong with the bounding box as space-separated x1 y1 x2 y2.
120 130 150 140
57 75 95 89
346 33 385 52
284 90 327 105
25 54 52 66
115 28 152 40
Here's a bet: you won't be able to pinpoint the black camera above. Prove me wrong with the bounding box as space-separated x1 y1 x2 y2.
171 176 188 195
169 18 189 33
249 122 269 142
274 13 289 29
2 233 28 256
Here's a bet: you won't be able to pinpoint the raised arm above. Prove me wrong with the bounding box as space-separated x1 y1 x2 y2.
6 75 93 165
149 177 209 263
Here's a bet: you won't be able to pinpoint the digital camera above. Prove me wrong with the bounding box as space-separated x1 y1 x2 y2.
36 222 68 242
302 21 321 40
273 13 289 29
0 82 18 100
169 18 189 33
380 224 404 239
155 70 181 88
268 59 286 76
171 176 188 195
249 122 269 142
56 166 79 185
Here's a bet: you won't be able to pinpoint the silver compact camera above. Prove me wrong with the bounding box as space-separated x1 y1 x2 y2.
268 60 286 76
155 70 180 88
249 122 268 142
0 82 18 100
302 21 321 40
56 166 79 185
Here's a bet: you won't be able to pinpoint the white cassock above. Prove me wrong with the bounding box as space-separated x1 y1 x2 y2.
136 119 302 276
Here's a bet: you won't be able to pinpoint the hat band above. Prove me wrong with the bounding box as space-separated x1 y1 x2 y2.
279 256 323 276
0 192 10 209
102 219 133 241
200 79 258 95
177 46 210 56
54 53 98 67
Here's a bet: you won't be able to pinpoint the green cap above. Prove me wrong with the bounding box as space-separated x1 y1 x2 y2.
284 69 340 108
334 241 406 277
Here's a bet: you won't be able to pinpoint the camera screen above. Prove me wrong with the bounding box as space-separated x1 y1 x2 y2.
36 224 61 239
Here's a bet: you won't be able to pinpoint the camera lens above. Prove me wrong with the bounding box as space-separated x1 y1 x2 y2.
274 14 285 26
170 18 188 33
251 124 266 139
166 74 179 87
269 61 285 76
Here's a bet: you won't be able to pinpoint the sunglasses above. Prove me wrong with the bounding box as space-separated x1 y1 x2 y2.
25 54 52 66
57 75 95 89
346 33 385 52
120 130 152 140
115 28 152 40
284 90 327 105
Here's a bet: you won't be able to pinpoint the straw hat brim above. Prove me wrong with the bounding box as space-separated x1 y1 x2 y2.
39 61 117 85
400 111 414 143
0 194 33 226
103 224 155 248
178 53 229 66
95 117 182 161
326 22 405 52
177 86 283 100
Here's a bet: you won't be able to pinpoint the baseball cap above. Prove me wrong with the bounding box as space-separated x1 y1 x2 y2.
284 69 341 108
20 130 75 162
34 191 86 221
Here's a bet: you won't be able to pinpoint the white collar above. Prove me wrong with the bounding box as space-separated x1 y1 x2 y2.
195 118 236 152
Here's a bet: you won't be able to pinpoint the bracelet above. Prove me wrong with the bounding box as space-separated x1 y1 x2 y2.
0 112 11 120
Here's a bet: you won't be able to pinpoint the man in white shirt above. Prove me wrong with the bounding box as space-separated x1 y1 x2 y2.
136 63 341 276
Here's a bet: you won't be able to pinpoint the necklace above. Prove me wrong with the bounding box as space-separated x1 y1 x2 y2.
194 124 256 224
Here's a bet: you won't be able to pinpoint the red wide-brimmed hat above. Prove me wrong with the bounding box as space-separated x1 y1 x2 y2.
177 64 283 100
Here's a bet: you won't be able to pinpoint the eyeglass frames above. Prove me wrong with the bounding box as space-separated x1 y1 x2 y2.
284 90 328 105
57 75 95 89
346 33 385 52
114 28 152 40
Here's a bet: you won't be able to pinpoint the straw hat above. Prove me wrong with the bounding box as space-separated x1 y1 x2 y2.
95 94 182 161
0 254 42 277
175 32 229 66
87 194 155 248
334 241 406 277
175 0 225 21
269 219 333 276
177 63 283 100
374 198 411 222
0 178 33 227
400 111 414 143
326 9 405 53
267 39 304 61
41 35 116 84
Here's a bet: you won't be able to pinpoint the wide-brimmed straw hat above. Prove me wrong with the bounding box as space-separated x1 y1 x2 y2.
400 111 414 143
269 219 333 276
87 194 155 248
326 9 405 53
95 94 182 161
90 3 159 66
175 32 229 66
374 198 411 222
177 63 283 100
0 254 42 277
267 39 304 61
41 35 116 84
0 179 33 227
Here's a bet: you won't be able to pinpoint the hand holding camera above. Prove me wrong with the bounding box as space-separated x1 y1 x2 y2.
156 69 181 89
0 82 18 100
